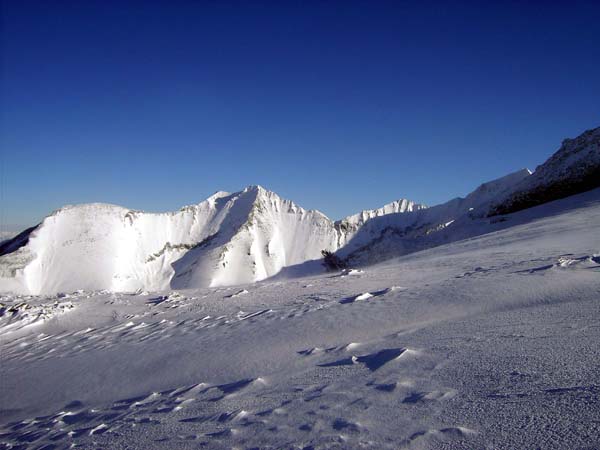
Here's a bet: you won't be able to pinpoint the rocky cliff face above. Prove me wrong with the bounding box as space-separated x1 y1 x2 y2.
489 126 600 216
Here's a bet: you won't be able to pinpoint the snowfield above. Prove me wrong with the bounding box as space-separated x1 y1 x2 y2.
1 188 599 449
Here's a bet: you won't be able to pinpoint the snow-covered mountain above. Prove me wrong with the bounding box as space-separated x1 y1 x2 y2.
334 125 599 265
489 125 600 215
0 174 517 294
1 126 598 295
0 187 344 294
169 187 340 290
334 199 426 246
335 168 532 265
2 186 599 450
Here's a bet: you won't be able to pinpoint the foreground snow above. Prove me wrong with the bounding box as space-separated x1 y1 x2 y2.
1 189 599 449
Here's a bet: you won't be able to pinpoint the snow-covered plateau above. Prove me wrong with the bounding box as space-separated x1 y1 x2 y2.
0 126 599 449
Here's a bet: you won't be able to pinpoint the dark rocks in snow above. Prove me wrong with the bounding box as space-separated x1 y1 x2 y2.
490 166 600 216
0 225 38 257
490 126 600 216
321 250 347 271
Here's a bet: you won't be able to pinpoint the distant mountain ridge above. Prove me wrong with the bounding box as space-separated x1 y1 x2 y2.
489 126 600 215
1 125 598 294
0 185 422 294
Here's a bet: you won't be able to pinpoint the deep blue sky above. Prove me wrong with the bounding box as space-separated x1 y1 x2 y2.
2 1 599 229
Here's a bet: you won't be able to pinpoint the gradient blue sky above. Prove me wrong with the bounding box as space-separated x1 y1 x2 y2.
2 1 600 229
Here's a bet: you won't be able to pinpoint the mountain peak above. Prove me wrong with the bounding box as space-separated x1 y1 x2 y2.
336 198 425 227
207 190 231 200
2 125 598 294
489 125 600 215
243 184 268 194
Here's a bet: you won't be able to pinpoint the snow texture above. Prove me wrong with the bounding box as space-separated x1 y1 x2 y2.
1 187 599 449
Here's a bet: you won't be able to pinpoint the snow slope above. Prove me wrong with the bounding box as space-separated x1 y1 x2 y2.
489 125 600 215
1 187 599 449
336 168 532 264
335 125 599 265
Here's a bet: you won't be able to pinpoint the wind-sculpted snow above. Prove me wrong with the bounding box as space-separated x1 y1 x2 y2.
0 296 75 335
1 188 599 449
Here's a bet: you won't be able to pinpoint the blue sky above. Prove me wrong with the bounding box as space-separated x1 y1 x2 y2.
2 1 600 229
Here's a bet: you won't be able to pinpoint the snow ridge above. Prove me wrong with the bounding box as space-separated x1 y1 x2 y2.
335 199 426 246
490 126 600 215
0 186 430 294
0 187 336 294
